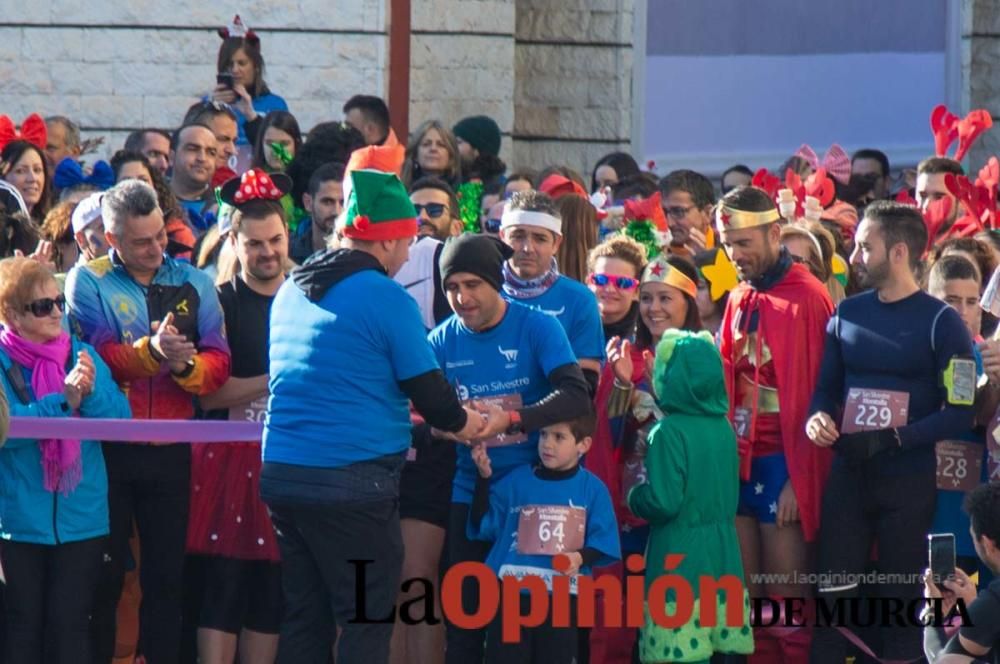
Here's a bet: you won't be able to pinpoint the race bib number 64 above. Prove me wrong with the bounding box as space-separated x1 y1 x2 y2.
516 504 586 555
841 389 909 434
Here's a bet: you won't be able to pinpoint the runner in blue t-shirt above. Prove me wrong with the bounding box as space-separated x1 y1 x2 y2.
431 233 591 664
498 190 605 394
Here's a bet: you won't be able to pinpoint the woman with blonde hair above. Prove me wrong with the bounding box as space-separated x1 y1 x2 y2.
401 120 461 189
0 257 129 664
780 223 846 305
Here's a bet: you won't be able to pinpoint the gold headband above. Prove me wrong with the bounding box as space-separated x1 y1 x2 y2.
642 259 698 298
715 205 781 231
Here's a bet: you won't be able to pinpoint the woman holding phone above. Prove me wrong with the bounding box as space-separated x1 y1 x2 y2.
210 15 288 149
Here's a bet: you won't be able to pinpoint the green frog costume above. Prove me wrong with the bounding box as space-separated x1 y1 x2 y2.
627 329 753 663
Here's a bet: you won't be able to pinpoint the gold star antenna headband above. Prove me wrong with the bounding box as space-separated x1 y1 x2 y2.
715 204 781 233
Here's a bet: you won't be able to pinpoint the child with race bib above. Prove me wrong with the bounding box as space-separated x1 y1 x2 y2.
469 412 620 663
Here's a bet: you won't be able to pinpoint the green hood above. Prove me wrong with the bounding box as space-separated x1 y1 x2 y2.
653 329 730 417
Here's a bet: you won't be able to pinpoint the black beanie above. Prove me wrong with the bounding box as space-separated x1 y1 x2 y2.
439 234 513 293
453 116 502 157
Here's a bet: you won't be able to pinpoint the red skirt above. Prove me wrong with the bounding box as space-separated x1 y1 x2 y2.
186 442 280 561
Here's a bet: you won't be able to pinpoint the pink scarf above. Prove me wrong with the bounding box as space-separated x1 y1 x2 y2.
0 328 81 494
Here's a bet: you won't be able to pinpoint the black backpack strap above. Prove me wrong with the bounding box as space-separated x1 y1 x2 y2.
4 341 77 406
4 363 30 406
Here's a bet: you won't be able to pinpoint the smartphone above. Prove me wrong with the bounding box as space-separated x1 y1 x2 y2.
217 72 235 89
928 533 956 584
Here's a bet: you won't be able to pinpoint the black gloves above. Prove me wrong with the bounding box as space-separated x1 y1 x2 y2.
835 428 901 466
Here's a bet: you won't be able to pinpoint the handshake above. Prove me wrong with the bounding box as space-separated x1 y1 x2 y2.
437 401 515 444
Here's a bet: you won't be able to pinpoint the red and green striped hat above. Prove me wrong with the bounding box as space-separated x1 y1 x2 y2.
339 169 418 241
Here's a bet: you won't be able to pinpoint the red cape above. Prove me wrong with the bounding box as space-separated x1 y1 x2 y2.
719 262 834 542
589 349 648 530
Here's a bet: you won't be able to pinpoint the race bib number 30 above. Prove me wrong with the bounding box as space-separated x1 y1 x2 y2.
516 504 586 555
228 396 268 423
935 440 984 492
841 389 909 434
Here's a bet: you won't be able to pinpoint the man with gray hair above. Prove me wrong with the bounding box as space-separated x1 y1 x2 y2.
44 115 81 166
65 178 231 664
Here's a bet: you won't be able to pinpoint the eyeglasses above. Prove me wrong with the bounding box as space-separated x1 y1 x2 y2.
664 205 696 220
587 273 639 291
484 218 502 233
24 294 66 318
413 203 448 219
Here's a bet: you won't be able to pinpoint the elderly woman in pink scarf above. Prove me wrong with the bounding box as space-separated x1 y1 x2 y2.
0 256 129 664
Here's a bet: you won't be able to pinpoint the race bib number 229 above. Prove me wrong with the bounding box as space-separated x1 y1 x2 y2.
841 389 909 434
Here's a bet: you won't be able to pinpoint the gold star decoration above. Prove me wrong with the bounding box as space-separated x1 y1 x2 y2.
701 248 739 300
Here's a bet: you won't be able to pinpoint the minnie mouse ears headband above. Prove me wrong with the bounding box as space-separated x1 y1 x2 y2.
218 14 259 44
219 168 291 208
0 114 47 153
794 143 850 186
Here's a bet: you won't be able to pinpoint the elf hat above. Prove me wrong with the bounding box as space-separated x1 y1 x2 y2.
338 169 418 241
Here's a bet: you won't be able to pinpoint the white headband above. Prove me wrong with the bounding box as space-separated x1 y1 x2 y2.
786 224 825 261
500 208 562 236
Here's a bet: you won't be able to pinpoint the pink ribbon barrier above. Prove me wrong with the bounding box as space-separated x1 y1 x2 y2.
8 417 264 442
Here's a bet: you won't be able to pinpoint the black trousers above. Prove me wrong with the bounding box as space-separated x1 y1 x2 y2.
444 501 493 664
266 498 403 664
487 594 579 664
1 536 105 664
810 462 937 663
92 443 191 664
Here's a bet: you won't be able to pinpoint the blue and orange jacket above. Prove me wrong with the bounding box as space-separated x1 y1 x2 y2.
65 251 230 429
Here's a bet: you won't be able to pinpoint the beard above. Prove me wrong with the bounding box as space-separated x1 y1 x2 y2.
856 258 890 289
248 256 283 282
314 214 338 234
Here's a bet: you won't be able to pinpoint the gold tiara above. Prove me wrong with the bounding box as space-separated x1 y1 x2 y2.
715 205 781 231
642 259 698 298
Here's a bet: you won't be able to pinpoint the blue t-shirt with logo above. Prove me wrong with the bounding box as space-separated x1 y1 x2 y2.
505 275 605 363
264 270 438 468
428 300 577 503
469 465 621 592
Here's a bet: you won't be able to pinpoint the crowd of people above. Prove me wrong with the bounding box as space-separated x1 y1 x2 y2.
4 13 1000 664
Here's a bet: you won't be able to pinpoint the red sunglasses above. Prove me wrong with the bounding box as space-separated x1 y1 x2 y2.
587 273 639 291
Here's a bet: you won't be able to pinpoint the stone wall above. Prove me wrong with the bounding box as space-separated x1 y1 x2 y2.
408 0 517 166
963 0 1000 172
0 1 386 161
0 0 636 177
513 0 635 179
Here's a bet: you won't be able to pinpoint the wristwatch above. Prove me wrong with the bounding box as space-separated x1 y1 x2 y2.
505 410 523 436
171 358 196 378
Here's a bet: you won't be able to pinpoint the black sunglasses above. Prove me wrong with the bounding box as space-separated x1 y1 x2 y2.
414 203 448 219
484 218 502 233
25 294 66 318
